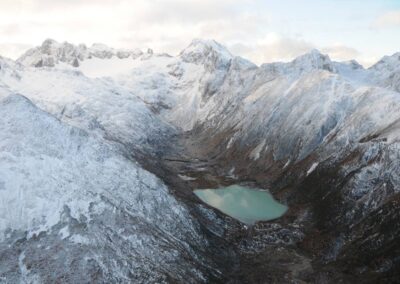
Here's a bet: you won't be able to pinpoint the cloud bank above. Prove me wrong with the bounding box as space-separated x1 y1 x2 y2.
0 0 396 66
373 10 400 28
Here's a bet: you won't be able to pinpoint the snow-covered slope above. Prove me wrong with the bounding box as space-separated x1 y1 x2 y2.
0 91 209 283
16 39 257 131
368 52 400 92
2 56 175 155
203 59 400 162
14 38 400 206
113 39 257 130
0 41 215 283
12 38 400 206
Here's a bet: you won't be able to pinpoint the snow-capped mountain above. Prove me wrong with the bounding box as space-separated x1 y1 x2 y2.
1 38 400 282
18 39 146 67
368 52 400 92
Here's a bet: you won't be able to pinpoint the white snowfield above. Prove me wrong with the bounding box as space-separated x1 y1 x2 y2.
0 91 206 282
0 92 182 236
1 38 400 282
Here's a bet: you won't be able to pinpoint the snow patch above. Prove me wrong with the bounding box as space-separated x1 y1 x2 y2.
178 174 197 181
283 160 291 169
77 57 140 78
70 234 91 245
307 162 319 176
227 167 237 179
59 226 70 240
227 137 234 149
250 139 266 160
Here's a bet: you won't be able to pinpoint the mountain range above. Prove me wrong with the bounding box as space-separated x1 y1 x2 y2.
1 38 400 283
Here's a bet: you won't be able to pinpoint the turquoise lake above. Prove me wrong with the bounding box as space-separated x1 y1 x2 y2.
194 185 288 225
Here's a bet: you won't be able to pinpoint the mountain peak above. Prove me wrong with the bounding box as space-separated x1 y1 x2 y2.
41 38 58 47
369 52 400 72
293 49 330 64
180 39 233 70
185 39 232 55
291 49 336 73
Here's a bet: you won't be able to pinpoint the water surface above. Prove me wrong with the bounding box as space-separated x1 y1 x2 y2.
194 185 287 225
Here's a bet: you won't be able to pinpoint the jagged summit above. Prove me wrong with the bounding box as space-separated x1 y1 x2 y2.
181 39 233 58
290 49 336 73
370 52 400 72
12 39 400 74
260 49 337 76
367 52 400 92
17 39 145 68
179 39 233 70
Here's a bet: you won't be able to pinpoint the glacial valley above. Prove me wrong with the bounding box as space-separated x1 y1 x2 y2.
1 38 400 283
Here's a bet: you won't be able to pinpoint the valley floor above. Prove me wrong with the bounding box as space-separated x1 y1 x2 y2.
135 130 372 283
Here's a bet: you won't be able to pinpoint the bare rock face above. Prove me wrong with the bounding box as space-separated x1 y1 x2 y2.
72 58 79 67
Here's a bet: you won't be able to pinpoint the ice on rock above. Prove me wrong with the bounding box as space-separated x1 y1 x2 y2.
307 162 319 176
250 139 267 160
0 92 207 282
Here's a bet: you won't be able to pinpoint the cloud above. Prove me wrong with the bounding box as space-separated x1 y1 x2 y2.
0 43 33 59
229 34 315 64
321 45 360 61
128 0 243 24
228 34 363 66
198 13 269 42
372 10 400 28
0 0 384 67
0 0 263 58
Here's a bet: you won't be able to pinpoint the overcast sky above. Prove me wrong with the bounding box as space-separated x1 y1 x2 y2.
1 0 400 66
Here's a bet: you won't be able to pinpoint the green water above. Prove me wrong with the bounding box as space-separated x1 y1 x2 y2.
194 185 288 225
